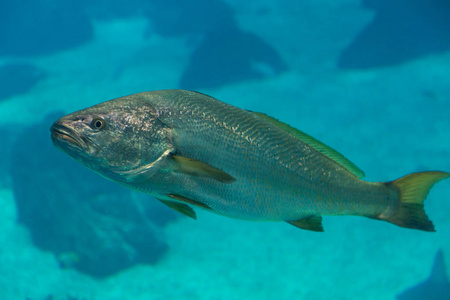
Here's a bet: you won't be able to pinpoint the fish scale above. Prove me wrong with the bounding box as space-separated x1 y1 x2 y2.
142 91 393 218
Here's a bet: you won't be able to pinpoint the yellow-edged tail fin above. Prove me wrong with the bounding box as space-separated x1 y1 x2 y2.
386 171 449 232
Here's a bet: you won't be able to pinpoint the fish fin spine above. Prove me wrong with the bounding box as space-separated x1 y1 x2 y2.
383 171 449 232
248 111 365 179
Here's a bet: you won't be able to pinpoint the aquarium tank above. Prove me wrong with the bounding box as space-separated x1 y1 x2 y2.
0 0 449 299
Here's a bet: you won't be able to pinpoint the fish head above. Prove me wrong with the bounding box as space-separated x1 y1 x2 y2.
50 96 172 183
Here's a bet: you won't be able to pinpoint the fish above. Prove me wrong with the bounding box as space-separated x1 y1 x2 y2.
397 249 450 300
50 89 449 232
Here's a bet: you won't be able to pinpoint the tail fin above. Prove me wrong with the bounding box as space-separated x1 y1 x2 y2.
385 171 449 232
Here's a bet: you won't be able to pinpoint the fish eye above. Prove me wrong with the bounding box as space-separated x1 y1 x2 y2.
91 117 106 131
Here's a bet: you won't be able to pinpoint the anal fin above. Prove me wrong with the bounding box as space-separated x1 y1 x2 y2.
287 215 324 232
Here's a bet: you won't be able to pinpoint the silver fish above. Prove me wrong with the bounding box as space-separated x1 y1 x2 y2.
51 89 449 232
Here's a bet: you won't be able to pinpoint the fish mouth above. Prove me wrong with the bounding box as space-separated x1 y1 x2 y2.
50 123 88 154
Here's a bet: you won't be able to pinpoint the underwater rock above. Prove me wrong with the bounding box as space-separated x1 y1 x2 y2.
179 28 288 90
0 63 47 101
0 1 93 56
338 0 450 69
141 0 286 89
144 0 236 37
397 249 450 300
10 112 178 278
82 0 148 20
0 125 21 188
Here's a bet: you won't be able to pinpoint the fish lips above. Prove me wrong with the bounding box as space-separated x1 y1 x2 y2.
50 122 89 157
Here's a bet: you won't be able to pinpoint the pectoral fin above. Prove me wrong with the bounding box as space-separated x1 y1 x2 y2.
157 198 197 219
287 215 324 232
171 155 236 183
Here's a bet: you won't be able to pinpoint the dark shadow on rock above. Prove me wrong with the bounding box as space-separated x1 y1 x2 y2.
338 0 450 69
0 125 24 188
0 1 93 56
397 249 450 300
144 0 236 37
82 0 148 20
0 63 47 101
141 0 287 89
10 112 178 278
179 27 288 90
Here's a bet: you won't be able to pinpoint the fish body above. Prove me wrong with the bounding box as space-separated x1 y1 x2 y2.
51 89 449 231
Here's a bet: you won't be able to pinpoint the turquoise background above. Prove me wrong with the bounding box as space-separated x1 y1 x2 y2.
0 1 449 299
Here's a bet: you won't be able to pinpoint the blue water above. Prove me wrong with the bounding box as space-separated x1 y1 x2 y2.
0 1 449 299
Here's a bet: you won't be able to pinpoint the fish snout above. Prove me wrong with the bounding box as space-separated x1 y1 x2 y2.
50 119 87 154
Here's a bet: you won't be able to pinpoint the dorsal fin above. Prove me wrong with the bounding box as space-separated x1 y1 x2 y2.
250 111 365 179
